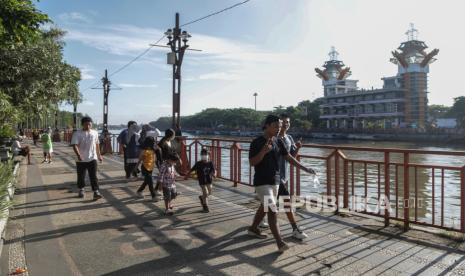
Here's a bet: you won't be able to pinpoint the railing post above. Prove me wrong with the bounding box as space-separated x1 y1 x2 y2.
326 156 332 197
461 166 465 233
403 152 410 231
179 137 189 175
335 151 340 213
384 152 390 227
230 143 234 185
216 140 222 178
238 147 242 185
296 155 301 196
230 142 239 187
194 141 198 163
343 158 349 209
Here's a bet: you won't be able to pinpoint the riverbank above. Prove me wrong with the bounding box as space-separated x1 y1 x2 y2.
185 129 465 145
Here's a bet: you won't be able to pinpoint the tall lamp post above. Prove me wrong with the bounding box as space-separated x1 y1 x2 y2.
253 92 258 111
165 13 192 129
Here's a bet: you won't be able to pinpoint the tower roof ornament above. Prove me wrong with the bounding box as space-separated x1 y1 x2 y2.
329 46 339 61
405 23 419 41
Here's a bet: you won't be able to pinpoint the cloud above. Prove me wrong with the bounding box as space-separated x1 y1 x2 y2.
64 24 165 57
198 72 241 81
58 12 92 24
118 83 159 88
82 101 95 106
77 64 95 80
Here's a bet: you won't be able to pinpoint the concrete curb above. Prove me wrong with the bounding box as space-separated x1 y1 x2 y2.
0 162 20 259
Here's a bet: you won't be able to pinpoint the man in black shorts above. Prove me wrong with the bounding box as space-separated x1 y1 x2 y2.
247 115 315 253
276 113 309 240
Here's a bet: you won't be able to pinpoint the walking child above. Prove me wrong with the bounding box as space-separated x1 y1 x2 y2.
135 136 157 201
159 153 179 215
41 128 53 163
185 148 216 212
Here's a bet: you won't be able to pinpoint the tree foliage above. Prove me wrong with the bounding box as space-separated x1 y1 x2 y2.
0 1 81 129
151 100 322 131
428 105 451 121
0 0 49 47
448 96 465 128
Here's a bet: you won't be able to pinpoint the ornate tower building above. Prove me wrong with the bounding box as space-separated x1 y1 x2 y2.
390 23 439 128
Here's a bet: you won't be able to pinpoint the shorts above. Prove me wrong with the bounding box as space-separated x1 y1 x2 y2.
163 186 177 201
18 149 28 157
277 181 290 198
255 184 279 206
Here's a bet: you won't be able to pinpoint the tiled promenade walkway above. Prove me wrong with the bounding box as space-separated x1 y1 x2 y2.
1 142 465 275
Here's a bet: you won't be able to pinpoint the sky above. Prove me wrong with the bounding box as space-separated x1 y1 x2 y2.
36 0 465 125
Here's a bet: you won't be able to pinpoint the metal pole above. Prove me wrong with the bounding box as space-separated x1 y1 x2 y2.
73 102 77 131
103 69 110 134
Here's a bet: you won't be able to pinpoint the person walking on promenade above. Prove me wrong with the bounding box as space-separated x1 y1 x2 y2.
12 137 31 165
71 116 103 200
247 114 315 253
135 136 157 201
159 153 179 215
41 127 53 163
32 129 39 146
274 113 309 240
157 129 177 163
118 121 140 179
185 148 216 212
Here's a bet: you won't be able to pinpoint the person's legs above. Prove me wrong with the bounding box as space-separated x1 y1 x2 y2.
24 146 31 164
137 167 148 193
163 187 171 212
126 163 137 178
76 162 86 197
251 204 267 229
87 160 100 192
201 185 209 205
123 150 130 178
144 168 155 198
169 187 177 209
267 209 286 248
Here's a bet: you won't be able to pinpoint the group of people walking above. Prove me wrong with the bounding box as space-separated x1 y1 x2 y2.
68 113 315 253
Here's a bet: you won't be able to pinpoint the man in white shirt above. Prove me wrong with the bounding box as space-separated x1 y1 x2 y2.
71 116 103 200
12 137 31 165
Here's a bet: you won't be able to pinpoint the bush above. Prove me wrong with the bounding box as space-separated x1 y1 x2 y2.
0 125 15 138
0 161 14 218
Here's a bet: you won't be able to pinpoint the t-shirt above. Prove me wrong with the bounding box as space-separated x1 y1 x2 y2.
41 133 52 151
248 136 288 186
12 140 21 154
278 134 297 183
71 129 100 162
191 161 215 185
158 140 176 161
141 149 155 171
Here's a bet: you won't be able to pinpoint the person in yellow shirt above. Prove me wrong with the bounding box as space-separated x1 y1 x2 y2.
135 136 157 201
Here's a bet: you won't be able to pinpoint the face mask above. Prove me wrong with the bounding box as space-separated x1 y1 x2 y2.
201 155 208 161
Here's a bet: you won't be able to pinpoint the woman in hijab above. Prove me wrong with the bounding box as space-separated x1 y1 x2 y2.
118 121 140 179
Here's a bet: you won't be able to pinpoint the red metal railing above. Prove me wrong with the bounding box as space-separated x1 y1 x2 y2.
182 137 465 233
26 130 465 233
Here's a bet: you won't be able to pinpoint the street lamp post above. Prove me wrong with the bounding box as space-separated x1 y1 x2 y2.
165 13 192 130
253 92 258 111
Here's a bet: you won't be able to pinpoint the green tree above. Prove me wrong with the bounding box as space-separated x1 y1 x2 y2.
448 96 465 128
0 0 49 47
428 105 451 121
